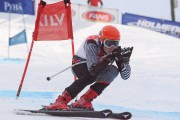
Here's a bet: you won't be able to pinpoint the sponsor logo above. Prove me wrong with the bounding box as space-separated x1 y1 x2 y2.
127 19 180 34
83 11 114 22
4 2 23 13
123 114 130 118
103 111 111 117
40 14 65 27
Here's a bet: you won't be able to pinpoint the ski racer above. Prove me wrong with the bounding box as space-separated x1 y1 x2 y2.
87 0 103 7
45 25 133 110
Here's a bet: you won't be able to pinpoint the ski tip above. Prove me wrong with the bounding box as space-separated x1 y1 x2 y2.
122 112 132 119
112 111 132 119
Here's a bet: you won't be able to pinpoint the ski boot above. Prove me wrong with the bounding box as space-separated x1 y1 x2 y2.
44 91 72 110
71 89 98 110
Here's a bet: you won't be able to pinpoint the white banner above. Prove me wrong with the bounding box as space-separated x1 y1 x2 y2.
71 4 119 23
71 4 79 20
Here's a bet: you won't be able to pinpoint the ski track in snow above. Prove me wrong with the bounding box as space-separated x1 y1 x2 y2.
0 90 180 120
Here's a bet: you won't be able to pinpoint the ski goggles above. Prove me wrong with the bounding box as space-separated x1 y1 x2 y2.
104 39 119 48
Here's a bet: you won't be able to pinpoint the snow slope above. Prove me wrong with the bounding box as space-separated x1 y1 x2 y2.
0 7 180 120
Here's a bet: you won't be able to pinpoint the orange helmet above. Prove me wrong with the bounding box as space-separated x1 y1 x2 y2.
100 25 120 42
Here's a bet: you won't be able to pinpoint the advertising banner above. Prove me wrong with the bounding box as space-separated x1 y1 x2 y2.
79 5 119 23
71 4 119 23
0 0 35 15
33 1 73 41
122 13 180 38
71 4 79 20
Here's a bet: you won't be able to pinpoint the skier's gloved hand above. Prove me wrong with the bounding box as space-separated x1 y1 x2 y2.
121 47 133 63
113 46 122 61
106 46 122 61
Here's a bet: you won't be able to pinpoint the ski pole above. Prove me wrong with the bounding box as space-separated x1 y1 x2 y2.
46 61 87 81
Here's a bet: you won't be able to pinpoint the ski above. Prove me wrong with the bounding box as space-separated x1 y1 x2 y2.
16 109 132 119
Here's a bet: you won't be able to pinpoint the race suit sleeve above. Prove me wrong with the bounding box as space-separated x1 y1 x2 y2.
84 40 109 76
84 40 99 70
116 61 131 80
